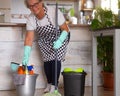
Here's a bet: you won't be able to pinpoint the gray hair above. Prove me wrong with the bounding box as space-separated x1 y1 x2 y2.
24 0 43 8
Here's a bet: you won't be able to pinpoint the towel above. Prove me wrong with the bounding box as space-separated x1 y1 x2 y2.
13 73 26 85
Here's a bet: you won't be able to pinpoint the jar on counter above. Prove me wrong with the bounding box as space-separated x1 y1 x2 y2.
86 0 94 9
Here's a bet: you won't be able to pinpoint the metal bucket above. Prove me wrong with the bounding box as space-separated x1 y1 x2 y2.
16 74 38 96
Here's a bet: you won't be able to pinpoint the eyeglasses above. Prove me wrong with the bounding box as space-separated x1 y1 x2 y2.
28 2 40 9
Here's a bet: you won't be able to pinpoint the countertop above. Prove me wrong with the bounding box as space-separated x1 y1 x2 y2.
0 23 26 27
0 23 90 27
69 24 90 27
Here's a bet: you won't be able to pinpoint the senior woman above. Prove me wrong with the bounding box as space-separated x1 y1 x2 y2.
23 0 70 93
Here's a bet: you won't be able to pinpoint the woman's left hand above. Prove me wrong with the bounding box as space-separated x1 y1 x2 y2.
53 39 62 49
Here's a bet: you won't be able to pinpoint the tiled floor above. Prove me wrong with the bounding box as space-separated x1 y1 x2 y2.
0 87 113 96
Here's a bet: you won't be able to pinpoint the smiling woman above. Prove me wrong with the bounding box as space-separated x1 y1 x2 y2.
24 0 45 19
22 0 70 96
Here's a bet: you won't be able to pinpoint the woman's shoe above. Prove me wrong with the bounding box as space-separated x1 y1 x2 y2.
43 84 51 93
49 85 56 93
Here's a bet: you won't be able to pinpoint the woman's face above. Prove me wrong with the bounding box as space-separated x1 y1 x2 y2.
27 0 42 15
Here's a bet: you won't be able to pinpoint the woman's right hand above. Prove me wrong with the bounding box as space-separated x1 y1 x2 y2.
22 31 34 65
22 46 32 65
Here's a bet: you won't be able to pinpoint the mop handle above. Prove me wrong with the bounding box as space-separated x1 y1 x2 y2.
55 0 58 90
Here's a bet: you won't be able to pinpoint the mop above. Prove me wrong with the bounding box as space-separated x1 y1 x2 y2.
42 0 61 96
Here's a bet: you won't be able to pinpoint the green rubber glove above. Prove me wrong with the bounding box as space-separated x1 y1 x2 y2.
53 30 68 49
22 46 31 65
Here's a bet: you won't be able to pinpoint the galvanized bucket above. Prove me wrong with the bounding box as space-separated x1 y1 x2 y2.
16 74 38 96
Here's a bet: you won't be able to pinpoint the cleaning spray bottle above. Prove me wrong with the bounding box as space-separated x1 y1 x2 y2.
17 64 24 74
27 65 34 75
24 65 29 74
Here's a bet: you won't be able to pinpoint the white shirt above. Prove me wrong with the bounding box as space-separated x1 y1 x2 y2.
26 5 65 31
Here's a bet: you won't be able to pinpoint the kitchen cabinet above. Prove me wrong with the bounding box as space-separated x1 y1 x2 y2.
0 26 24 90
92 28 120 96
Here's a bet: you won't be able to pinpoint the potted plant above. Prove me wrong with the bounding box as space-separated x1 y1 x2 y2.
97 36 114 90
90 7 117 90
97 36 113 73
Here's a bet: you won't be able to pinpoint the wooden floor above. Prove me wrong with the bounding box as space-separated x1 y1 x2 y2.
0 86 114 96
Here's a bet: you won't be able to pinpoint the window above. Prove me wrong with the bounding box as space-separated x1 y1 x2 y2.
101 0 118 14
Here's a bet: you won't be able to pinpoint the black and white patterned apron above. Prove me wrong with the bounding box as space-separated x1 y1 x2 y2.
35 7 69 62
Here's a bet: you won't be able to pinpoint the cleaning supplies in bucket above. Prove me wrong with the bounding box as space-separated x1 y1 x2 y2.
12 64 35 86
17 64 34 75
10 62 35 75
27 65 34 75
17 64 25 74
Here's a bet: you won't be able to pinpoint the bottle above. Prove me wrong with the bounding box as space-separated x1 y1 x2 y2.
24 65 29 74
17 64 24 74
27 65 34 75
29 69 34 75
80 10 84 24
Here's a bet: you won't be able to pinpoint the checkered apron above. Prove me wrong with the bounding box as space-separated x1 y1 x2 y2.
35 7 69 62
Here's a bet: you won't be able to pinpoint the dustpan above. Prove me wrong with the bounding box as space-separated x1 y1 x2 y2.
42 0 62 96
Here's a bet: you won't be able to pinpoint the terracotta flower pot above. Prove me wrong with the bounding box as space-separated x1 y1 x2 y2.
101 71 114 91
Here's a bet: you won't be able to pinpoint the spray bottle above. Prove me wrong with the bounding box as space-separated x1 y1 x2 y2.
24 65 29 74
17 64 24 74
27 65 34 75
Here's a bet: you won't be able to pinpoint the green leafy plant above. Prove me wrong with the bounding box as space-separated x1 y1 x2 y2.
69 8 75 17
90 7 120 30
97 36 114 90
97 36 113 72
